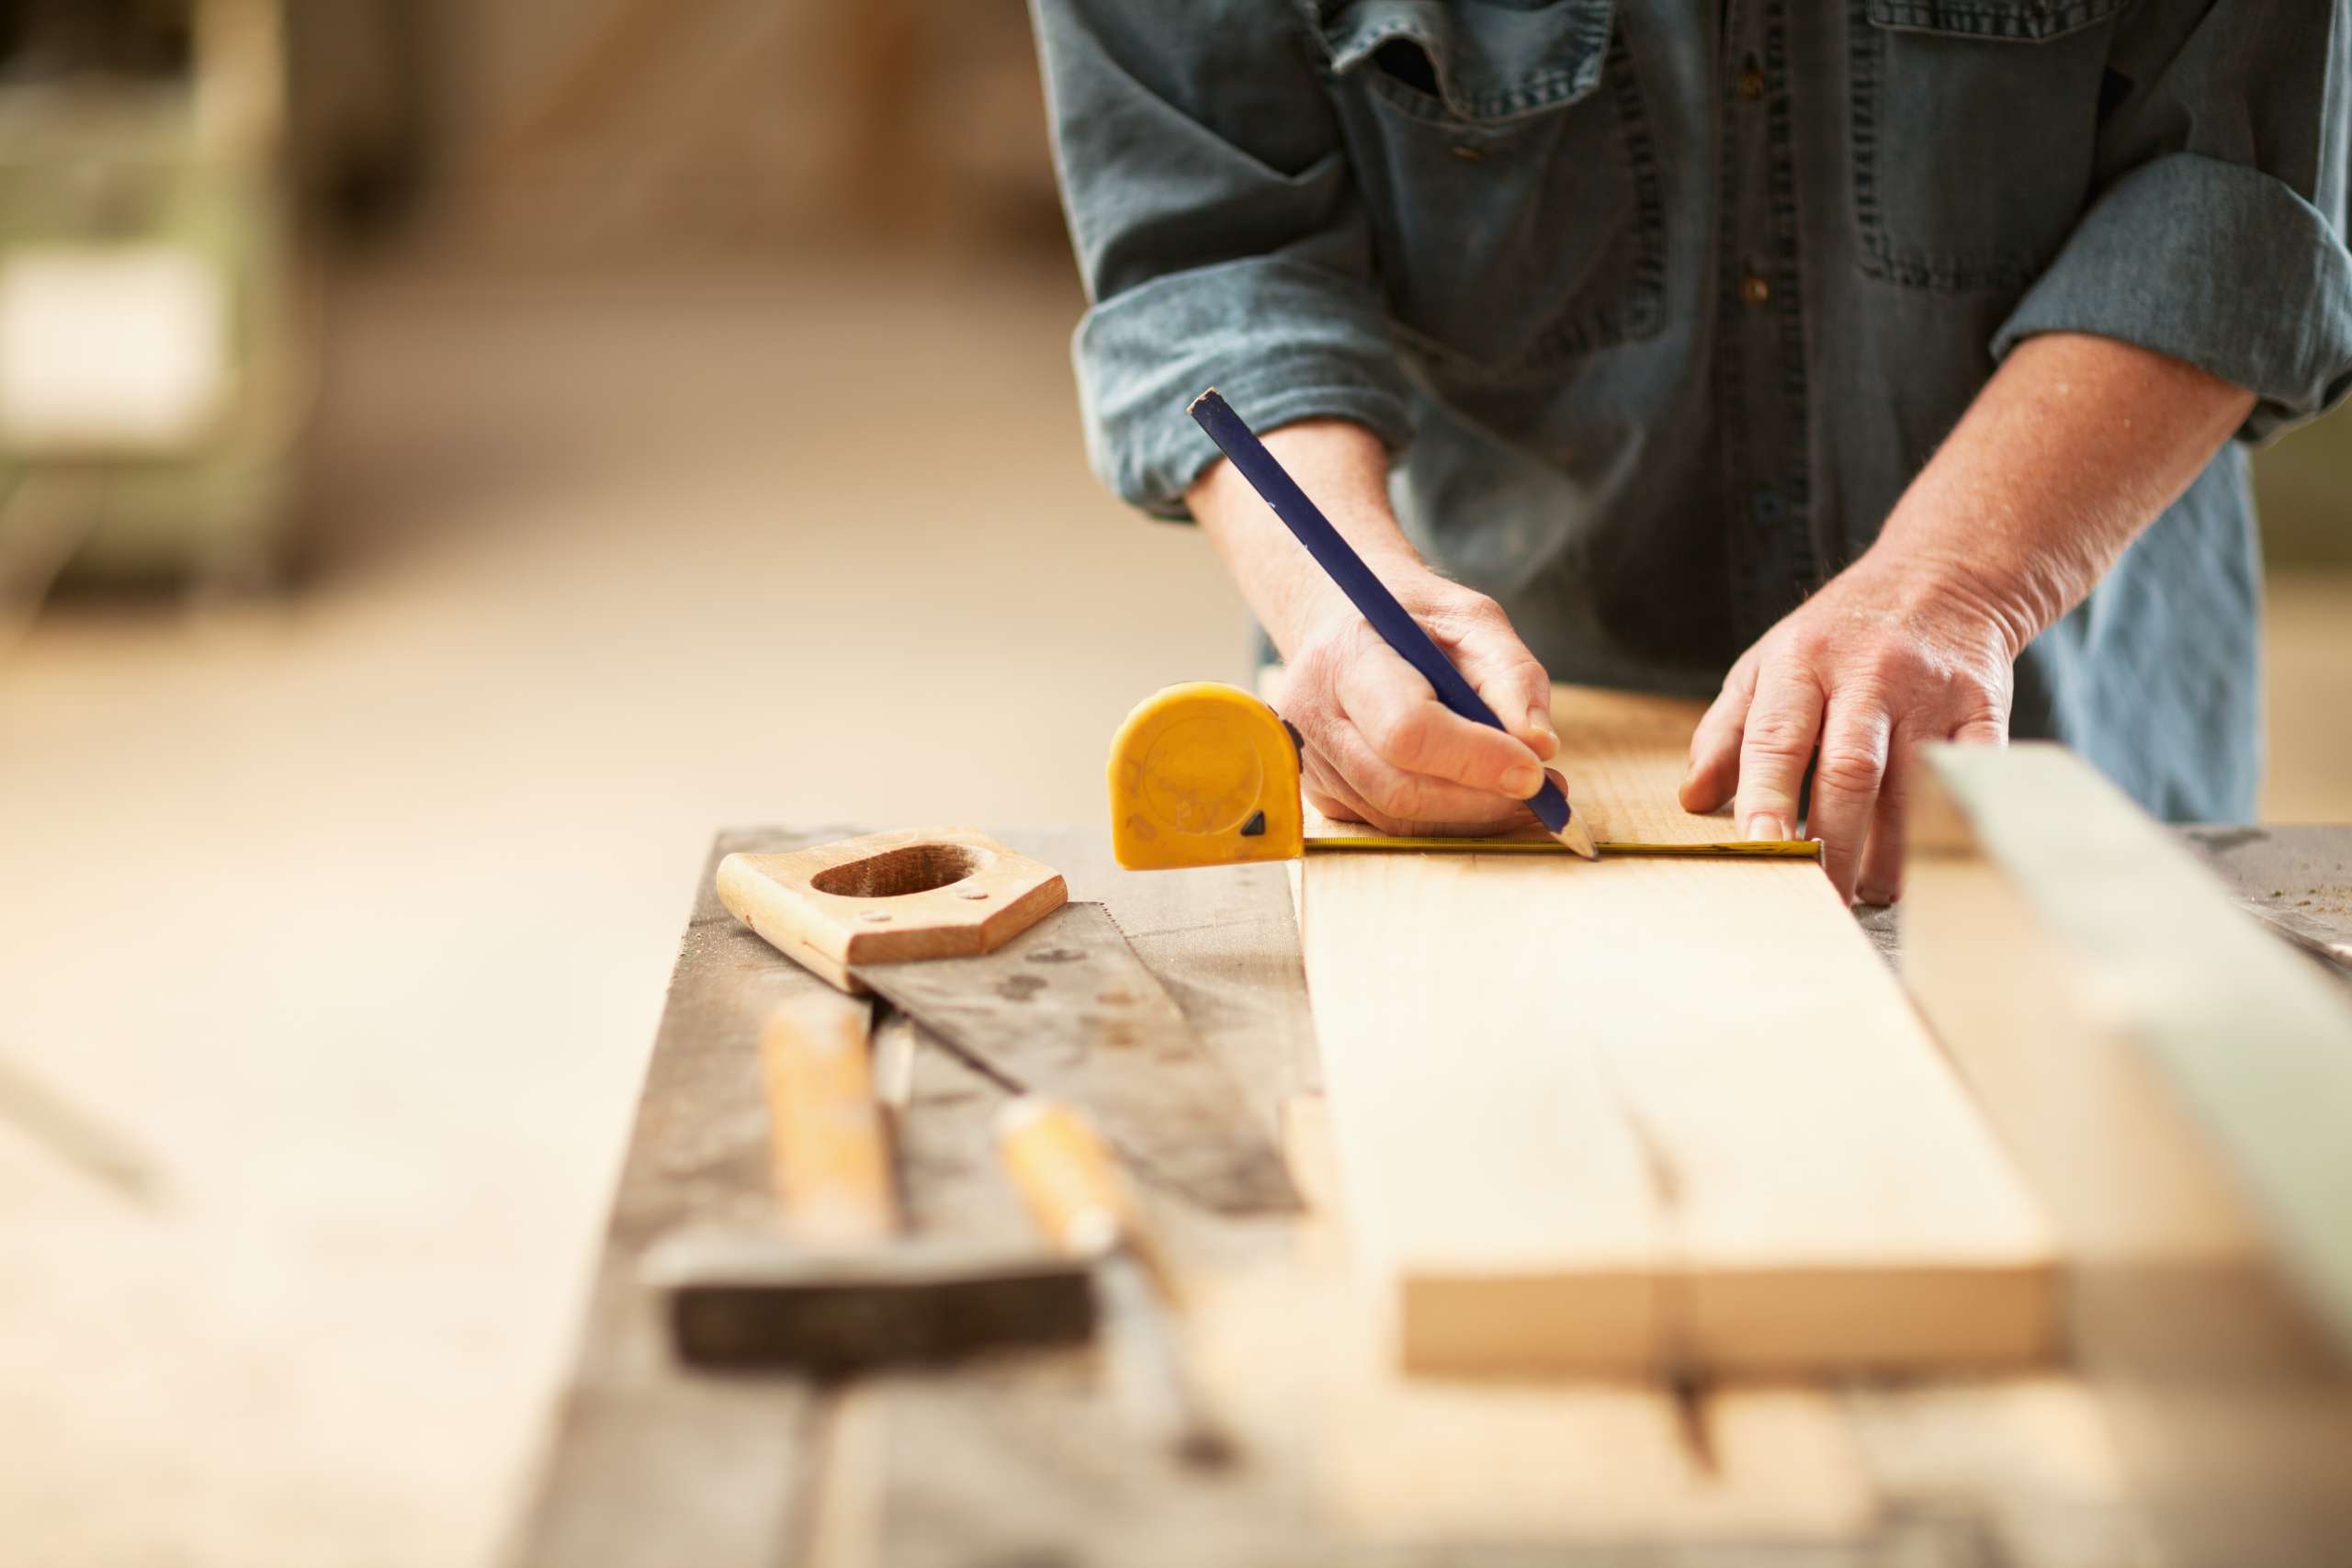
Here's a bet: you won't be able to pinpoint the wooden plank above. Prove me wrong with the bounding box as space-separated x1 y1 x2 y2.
1904 746 2352 1566
1228 1095 1882 1546
1297 685 2055 1376
506 826 838 1568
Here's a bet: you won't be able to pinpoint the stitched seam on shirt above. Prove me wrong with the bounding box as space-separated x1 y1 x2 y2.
1713 6 1752 644
1861 0 2126 40
1847 0 2047 293
1322 7 1615 126
1762 0 1817 583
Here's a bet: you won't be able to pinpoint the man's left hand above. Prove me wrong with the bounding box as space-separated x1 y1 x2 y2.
1676 549 2024 906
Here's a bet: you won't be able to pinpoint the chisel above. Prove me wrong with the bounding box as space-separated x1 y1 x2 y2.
997 1097 1236 1469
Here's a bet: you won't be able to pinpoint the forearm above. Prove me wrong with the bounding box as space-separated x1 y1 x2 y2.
1873 332 2256 656
1185 420 1426 655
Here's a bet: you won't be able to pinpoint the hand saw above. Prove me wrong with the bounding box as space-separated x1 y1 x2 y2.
716 829 1298 1215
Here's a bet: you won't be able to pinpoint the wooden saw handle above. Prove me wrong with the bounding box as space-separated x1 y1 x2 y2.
762 992 899 1246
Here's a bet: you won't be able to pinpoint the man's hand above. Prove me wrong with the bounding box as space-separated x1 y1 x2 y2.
1186 418 1561 836
1679 333 2255 907
1678 549 2019 906
1276 575 1562 836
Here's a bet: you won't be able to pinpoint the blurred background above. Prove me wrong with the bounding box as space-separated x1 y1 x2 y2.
0 5 2343 1564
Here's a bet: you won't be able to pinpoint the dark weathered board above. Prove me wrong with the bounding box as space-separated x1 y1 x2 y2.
508 823 2349 1568
503 828 1323 1568
855 902 1301 1214
2180 824 2352 994
504 826 841 1568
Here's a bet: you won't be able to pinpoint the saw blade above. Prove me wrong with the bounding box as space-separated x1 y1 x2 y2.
852 902 1299 1214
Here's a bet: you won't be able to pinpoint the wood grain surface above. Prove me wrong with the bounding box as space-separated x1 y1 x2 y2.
1296 688 2056 1376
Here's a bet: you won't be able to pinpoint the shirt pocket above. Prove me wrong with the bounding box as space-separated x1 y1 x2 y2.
1311 0 1666 379
1849 0 2132 292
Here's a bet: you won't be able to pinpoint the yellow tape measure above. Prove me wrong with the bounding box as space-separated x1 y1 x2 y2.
1108 684 1819 871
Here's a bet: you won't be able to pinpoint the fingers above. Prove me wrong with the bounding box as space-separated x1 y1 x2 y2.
1300 752 1382 829
1280 636 1538 836
1807 702 1893 904
1855 730 1912 907
1330 626 1546 799
1433 599 1559 761
1679 656 1758 815
1305 762 1530 838
1732 669 1824 845
1314 716 1542 834
1950 711 2007 747
1854 708 2000 903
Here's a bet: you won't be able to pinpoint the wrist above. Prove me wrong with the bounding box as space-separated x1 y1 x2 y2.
1272 550 1448 655
1870 507 2056 666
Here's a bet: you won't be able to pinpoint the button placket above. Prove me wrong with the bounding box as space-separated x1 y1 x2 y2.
1715 0 1817 645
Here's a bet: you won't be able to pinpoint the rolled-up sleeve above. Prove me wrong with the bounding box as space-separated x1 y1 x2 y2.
1991 1 2352 441
1031 0 1412 517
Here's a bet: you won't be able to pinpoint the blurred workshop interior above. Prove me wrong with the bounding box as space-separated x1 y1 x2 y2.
0 3 2346 1564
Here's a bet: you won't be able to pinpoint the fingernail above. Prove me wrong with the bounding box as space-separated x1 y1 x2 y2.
1744 813 1790 842
1857 886 1901 908
1501 763 1544 798
1527 706 1557 745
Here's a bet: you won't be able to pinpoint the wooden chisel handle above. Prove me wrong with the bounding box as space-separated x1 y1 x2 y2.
996 1097 1227 1465
995 1098 1172 1297
763 992 899 1246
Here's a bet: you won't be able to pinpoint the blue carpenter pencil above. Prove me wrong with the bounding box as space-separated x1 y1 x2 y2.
1187 387 1593 855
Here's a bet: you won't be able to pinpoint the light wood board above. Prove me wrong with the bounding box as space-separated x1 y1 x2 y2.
1216 1096 1880 1545
1296 684 2056 1376
1905 745 2352 1565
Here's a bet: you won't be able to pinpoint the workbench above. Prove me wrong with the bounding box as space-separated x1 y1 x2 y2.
504 822 2352 1568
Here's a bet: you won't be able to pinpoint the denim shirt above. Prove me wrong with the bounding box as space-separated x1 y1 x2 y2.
1031 0 2352 821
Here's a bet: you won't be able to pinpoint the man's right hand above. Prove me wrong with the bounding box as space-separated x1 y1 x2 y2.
1186 418 1562 837
1273 576 1563 836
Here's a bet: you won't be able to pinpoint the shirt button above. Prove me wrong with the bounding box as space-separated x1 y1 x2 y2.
1737 67 1765 101
1739 274 1771 306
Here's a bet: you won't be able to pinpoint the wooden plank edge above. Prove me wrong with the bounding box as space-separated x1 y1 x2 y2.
1396 1259 2056 1379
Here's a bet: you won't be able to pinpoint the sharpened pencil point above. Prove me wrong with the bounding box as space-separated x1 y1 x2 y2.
1554 810 1600 861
